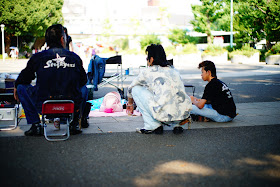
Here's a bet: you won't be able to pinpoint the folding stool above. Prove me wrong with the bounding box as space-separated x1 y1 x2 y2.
41 100 74 141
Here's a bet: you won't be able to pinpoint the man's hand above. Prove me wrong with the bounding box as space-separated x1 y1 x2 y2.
190 96 206 109
126 103 134 115
126 97 134 115
190 96 199 104
14 88 19 102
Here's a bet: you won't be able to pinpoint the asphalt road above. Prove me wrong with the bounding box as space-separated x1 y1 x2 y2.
1 62 280 186
183 74 280 103
91 73 280 104
1 125 280 186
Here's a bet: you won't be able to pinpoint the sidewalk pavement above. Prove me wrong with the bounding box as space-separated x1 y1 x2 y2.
1 101 279 137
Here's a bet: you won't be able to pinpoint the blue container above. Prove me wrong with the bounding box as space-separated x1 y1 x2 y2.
125 68 129 75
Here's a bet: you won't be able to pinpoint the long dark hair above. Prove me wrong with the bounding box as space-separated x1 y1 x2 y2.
145 44 169 67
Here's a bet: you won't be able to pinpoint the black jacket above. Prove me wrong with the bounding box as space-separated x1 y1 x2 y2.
15 46 87 106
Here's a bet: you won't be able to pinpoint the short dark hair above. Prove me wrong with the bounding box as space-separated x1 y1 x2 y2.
198 60 217 78
45 24 66 48
145 44 169 67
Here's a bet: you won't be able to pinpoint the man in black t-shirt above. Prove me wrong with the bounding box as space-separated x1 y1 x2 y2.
190 60 236 122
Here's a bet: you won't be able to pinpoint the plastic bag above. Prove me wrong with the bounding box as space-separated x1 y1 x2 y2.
99 91 123 113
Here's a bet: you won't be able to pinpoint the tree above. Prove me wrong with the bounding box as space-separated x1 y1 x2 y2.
168 28 198 45
0 0 64 52
234 0 280 49
140 34 161 50
191 0 225 44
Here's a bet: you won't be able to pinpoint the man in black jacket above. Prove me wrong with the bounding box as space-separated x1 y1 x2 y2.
14 24 88 136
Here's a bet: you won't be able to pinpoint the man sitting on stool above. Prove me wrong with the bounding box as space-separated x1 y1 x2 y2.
14 24 88 136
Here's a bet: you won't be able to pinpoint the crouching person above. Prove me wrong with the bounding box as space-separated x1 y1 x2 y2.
14 24 88 136
190 60 237 122
126 44 192 134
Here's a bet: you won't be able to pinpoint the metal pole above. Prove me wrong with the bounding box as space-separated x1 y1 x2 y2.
1 24 5 62
230 0 233 48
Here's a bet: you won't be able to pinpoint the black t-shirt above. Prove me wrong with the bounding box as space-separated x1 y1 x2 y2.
202 78 236 118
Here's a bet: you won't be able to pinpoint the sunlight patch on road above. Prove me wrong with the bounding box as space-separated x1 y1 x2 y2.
133 160 215 186
235 154 280 179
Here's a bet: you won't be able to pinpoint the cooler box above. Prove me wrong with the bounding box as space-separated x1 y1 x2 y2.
0 108 16 120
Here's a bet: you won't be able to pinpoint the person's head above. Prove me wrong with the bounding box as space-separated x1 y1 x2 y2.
63 27 68 36
45 24 66 49
198 60 217 81
145 44 169 67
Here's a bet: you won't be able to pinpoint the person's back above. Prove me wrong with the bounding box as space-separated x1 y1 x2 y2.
138 65 191 121
14 24 87 136
30 48 85 105
203 77 236 118
126 44 192 134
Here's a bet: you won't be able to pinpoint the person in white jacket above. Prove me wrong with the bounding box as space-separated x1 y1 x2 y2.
126 44 192 134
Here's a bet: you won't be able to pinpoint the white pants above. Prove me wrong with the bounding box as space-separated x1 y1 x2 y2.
131 86 185 130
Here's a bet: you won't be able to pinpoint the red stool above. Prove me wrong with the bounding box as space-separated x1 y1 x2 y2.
42 100 74 141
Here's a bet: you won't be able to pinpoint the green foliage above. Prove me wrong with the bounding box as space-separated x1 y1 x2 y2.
123 48 145 55
265 43 280 57
229 44 259 58
165 44 198 55
191 0 225 44
140 34 161 50
0 0 64 37
202 45 227 56
113 37 129 51
102 18 112 38
181 44 199 54
234 0 280 49
168 28 198 45
21 45 31 53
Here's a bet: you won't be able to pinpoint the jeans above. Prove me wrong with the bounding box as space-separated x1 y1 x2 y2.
131 86 185 130
17 84 88 124
191 104 233 122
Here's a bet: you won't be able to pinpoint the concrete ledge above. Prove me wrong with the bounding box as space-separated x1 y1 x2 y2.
231 53 260 64
1 101 280 137
266 55 280 65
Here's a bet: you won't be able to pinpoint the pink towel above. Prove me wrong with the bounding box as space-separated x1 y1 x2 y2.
89 109 141 117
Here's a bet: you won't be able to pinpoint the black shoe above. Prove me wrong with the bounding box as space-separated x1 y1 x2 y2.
173 126 184 134
190 114 199 121
24 123 43 136
70 121 82 135
81 118 89 128
136 126 163 134
154 125 163 134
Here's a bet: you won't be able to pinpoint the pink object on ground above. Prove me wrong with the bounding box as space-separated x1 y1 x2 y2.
89 109 141 117
99 91 123 112
104 108 114 113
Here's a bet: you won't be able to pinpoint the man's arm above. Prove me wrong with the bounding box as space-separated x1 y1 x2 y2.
78 58 87 86
15 59 36 88
14 58 36 101
190 96 207 109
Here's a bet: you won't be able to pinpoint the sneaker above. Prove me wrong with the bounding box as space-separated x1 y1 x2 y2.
81 118 89 128
136 126 163 134
173 126 184 134
24 123 43 136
